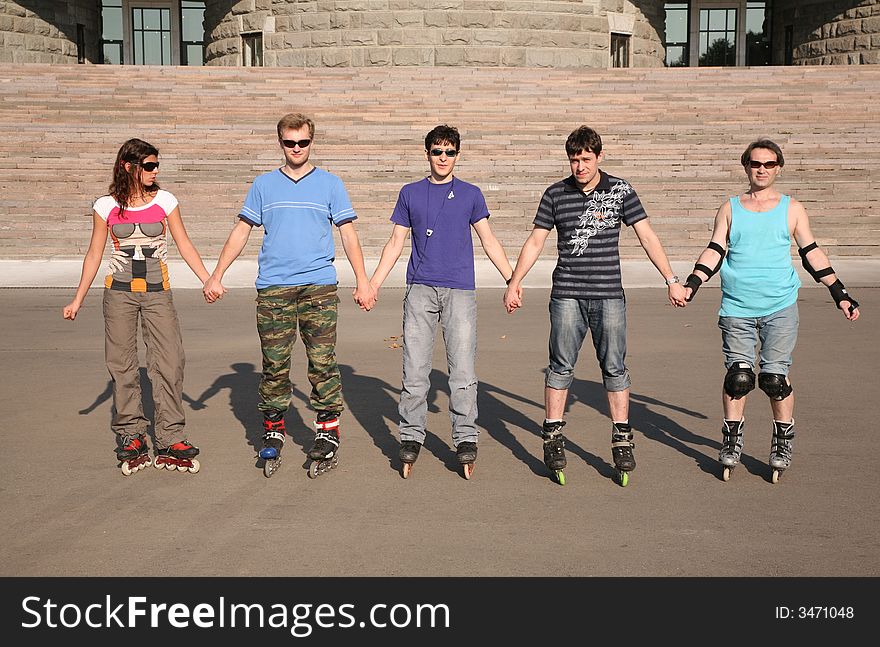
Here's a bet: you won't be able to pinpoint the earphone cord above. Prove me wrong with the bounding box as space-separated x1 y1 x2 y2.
403 177 453 303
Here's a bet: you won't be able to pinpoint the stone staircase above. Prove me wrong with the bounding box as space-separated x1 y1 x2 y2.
1 64 878 263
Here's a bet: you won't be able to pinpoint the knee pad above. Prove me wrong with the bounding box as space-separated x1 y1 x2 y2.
724 363 755 399
758 373 793 401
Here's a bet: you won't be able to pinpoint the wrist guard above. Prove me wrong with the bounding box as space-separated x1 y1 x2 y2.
828 279 859 314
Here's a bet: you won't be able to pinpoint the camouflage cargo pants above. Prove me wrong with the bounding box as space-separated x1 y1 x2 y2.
255 284 343 415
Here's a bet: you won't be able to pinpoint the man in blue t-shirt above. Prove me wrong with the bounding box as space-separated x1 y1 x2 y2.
204 113 375 478
683 138 860 484
370 124 513 479
503 125 687 487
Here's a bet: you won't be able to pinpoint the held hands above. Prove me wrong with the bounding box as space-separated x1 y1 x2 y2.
353 281 377 312
503 282 523 313
668 282 688 308
202 276 227 304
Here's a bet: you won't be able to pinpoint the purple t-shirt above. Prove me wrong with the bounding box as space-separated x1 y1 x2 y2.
390 177 489 290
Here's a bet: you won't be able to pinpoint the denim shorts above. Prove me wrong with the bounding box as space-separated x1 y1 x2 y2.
718 302 799 376
546 297 630 392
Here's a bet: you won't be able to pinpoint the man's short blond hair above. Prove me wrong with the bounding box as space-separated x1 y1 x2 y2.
277 113 315 139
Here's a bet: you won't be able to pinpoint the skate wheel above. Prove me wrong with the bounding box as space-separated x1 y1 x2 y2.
153 458 162 469
618 470 629 487
121 462 133 476
772 469 781 484
722 467 732 482
144 457 152 468
177 464 187 472
308 461 320 479
463 463 474 480
555 470 565 486
188 460 200 474
263 458 279 478
166 462 176 470
402 462 412 479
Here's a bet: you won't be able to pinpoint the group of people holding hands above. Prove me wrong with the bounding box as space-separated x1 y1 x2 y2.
64 113 860 484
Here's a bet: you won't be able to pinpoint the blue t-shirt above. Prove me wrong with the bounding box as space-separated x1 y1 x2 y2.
390 177 489 290
239 167 356 288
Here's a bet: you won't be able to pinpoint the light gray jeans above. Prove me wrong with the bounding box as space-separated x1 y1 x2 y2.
399 284 478 446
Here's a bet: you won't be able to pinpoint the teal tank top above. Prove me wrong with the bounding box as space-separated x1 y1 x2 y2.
719 195 800 317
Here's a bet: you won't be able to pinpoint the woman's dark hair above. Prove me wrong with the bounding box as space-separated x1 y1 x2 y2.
108 138 160 219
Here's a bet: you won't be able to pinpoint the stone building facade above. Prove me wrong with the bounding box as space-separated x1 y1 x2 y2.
205 0 665 68
0 0 878 67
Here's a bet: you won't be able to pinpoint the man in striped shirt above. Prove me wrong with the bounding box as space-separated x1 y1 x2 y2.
504 125 686 485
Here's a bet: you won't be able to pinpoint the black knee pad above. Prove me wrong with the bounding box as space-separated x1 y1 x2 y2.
724 363 755 399
758 373 793 401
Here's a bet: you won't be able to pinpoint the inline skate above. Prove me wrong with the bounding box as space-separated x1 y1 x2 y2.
307 411 340 479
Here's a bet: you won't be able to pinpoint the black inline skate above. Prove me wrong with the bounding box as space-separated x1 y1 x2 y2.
542 420 567 485
769 419 795 484
399 440 422 479
719 418 745 482
258 410 286 478
154 440 200 474
307 411 340 479
456 441 478 480
611 422 636 487
116 434 152 476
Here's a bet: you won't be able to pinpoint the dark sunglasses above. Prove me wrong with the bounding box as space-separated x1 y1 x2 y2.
748 160 779 169
281 139 312 149
138 161 159 172
429 148 458 157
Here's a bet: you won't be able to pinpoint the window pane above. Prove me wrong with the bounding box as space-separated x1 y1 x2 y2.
666 10 687 43
142 8 162 31
186 44 204 66
103 42 122 65
143 31 161 64
102 6 123 40
134 34 143 64
181 6 205 42
666 45 687 67
727 9 736 30
700 10 707 30
709 10 725 31
132 8 142 30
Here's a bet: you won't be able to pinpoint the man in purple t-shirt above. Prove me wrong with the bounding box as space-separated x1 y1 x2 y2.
370 125 513 479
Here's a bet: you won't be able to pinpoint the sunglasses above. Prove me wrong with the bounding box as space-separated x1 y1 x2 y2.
429 148 458 157
281 139 312 149
138 162 159 172
748 160 779 169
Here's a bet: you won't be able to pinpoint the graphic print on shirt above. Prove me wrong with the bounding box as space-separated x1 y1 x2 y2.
94 191 177 292
569 181 633 256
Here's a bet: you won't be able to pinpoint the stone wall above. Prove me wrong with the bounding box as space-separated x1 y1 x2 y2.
774 0 880 65
0 0 100 64
204 0 665 67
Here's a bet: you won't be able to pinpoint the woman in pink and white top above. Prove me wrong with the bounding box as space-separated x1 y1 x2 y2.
63 138 218 475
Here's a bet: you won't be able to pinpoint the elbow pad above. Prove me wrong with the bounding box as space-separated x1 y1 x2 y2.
692 241 726 280
798 242 835 283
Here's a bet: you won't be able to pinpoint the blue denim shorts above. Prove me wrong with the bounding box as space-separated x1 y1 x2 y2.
718 302 799 376
546 297 630 392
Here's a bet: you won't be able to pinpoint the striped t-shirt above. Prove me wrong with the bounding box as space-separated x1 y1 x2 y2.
534 171 647 299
